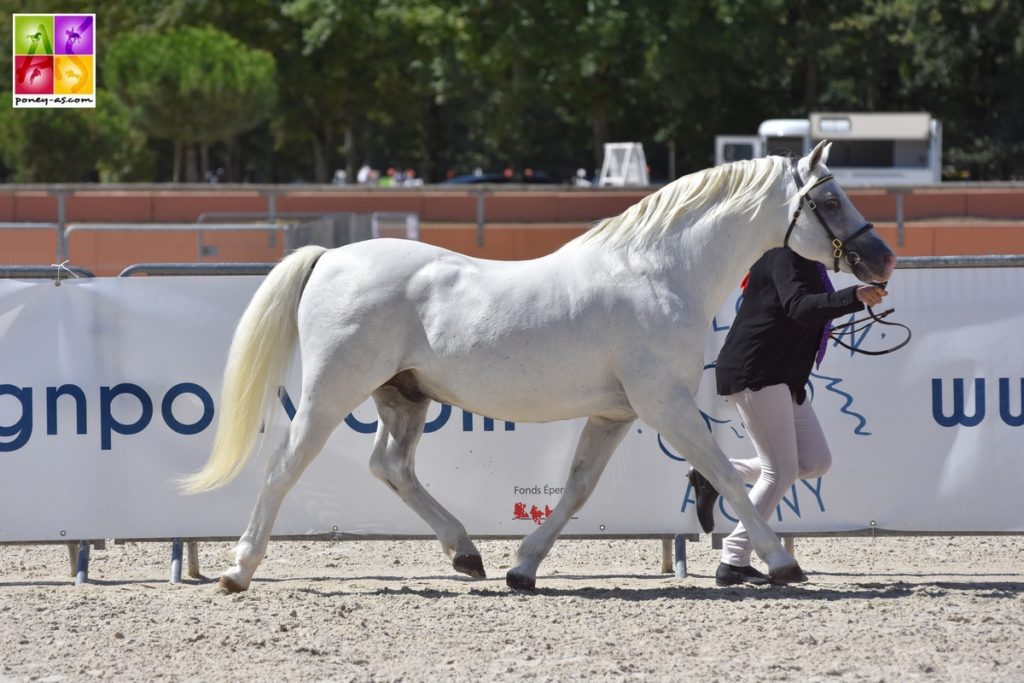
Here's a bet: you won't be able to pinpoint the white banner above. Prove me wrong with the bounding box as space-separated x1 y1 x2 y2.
0 268 1021 542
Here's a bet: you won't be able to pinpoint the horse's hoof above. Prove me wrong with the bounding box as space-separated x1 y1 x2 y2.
453 553 486 579
217 575 248 594
769 563 808 585
505 570 536 591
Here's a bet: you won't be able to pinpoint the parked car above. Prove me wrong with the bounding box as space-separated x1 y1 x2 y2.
441 171 560 185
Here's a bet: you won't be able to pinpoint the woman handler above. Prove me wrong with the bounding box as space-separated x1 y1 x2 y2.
689 246 887 586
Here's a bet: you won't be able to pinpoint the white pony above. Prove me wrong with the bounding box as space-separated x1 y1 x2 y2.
183 142 895 592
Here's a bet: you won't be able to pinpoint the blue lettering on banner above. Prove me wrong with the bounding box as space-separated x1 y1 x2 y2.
999 378 1024 427
161 383 215 435
100 383 154 450
932 377 985 427
2 380 520 453
657 433 686 462
277 387 515 436
0 381 216 452
931 377 1024 427
933 378 1024 428
680 478 827 522
0 384 33 452
47 385 87 436
344 410 376 434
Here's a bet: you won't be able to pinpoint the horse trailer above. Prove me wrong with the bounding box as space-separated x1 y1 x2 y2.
715 112 942 186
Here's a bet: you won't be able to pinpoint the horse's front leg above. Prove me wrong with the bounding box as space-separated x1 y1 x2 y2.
627 381 804 583
507 417 633 590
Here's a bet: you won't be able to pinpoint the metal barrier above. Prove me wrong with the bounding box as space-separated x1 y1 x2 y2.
118 263 274 277
62 222 294 268
57 213 418 274
370 211 420 240
196 212 363 254
196 210 351 224
897 254 1024 268
0 264 95 279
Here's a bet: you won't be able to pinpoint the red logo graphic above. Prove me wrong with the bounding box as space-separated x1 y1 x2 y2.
513 502 553 525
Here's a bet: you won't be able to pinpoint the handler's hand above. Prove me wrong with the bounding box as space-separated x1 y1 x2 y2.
856 284 888 307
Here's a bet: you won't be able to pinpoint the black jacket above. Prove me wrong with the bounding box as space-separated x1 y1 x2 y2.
715 247 865 402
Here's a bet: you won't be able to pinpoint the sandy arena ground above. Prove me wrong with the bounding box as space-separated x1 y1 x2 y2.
1 535 1022 682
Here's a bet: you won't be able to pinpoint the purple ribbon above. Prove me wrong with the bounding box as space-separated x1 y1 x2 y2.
816 262 834 368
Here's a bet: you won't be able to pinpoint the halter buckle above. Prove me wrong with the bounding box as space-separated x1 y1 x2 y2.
832 238 843 259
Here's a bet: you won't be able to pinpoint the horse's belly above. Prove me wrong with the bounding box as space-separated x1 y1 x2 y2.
410 361 635 424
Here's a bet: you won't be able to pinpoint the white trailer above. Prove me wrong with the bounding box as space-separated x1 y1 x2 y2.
715 112 942 186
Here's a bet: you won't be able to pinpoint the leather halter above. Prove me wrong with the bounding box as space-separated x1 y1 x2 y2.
783 159 875 273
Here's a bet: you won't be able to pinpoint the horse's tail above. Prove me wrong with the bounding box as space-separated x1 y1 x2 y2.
179 245 328 494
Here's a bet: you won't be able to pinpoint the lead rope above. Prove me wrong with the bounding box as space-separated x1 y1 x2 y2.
828 304 912 356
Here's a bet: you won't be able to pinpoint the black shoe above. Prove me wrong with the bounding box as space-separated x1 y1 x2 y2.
715 562 771 587
688 467 719 534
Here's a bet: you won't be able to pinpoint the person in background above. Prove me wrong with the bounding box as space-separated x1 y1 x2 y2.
357 164 373 185
690 245 887 586
402 168 423 186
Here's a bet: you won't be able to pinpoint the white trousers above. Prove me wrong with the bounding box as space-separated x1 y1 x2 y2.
721 383 833 567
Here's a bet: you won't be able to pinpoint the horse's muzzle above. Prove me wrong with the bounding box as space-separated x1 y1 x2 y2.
852 245 896 284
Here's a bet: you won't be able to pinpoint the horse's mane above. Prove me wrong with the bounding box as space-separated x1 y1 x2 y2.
569 156 789 249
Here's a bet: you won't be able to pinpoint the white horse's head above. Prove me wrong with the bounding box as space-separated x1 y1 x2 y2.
785 141 895 284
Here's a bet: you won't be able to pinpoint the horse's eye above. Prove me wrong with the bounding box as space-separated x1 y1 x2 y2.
825 197 841 210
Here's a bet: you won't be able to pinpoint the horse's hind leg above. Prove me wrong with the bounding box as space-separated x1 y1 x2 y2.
507 417 633 590
370 386 484 578
219 401 349 593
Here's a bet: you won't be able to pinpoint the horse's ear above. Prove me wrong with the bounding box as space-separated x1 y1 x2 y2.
809 140 832 170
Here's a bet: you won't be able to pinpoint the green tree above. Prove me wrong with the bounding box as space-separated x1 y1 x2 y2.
0 90 153 182
800 0 1024 179
278 0 470 182
458 1 643 173
105 25 277 181
2 0 1024 183
896 0 1024 179
640 1 779 172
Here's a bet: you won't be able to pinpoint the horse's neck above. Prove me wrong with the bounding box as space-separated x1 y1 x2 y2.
666 194 790 323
